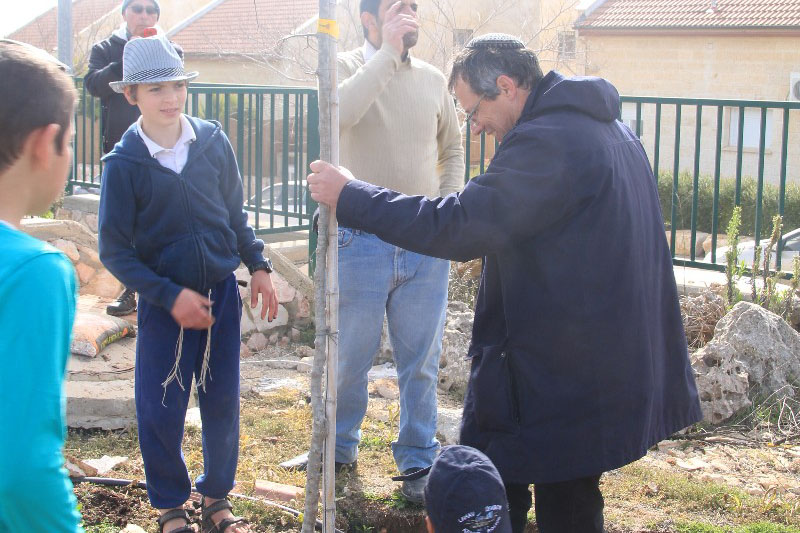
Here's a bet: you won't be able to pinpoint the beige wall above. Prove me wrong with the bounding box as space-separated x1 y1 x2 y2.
577 32 800 185
184 56 315 87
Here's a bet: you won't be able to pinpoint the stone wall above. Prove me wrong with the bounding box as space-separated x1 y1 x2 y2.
55 193 100 234
36 193 315 342
22 218 122 299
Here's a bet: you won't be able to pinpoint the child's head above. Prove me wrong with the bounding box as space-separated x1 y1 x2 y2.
424 445 512 533
123 79 189 130
110 35 198 127
0 40 76 213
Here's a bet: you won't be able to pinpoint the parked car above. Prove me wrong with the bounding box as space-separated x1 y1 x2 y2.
247 180 309 214
702 227 800 271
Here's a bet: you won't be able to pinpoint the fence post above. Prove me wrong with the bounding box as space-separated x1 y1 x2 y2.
307 92 320 277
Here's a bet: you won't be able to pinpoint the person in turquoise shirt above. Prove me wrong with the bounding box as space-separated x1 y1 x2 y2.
0 40 83 532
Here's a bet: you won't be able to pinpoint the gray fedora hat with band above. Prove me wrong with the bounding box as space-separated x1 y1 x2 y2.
109 35 197 93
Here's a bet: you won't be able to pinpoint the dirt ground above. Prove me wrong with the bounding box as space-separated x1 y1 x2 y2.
70 343 800 533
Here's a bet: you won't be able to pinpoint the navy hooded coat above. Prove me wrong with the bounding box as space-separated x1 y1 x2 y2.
335 71 703 484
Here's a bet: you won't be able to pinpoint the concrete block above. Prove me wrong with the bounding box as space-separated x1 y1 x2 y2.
61 193 101 214
83 455 128 475
20 217 98 250
65 379 136 430
254 480 303 503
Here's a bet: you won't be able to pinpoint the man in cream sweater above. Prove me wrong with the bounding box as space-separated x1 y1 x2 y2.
287 0 464 503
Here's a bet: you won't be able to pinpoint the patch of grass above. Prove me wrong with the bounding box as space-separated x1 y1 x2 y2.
359 434 391 451
675 522 726 533
603 463 800 530
737 523 800 533
297 326 316 347
83 522 119 533
232 499 301 532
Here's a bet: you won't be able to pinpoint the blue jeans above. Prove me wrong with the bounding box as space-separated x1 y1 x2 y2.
335 229 449 472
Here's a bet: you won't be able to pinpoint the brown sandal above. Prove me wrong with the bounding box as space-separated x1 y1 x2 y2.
201 497 249 533
158 508 195 533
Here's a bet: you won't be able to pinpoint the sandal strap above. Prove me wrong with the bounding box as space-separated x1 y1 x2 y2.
210 517 248 533
158 508 191 532
201 498 233 520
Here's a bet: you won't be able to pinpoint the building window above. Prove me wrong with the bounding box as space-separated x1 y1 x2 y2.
728 107 773 149
620 102 643 136
557 31 576 60
453 29 473 48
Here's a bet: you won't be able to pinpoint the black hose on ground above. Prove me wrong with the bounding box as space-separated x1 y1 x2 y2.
72 476 344 533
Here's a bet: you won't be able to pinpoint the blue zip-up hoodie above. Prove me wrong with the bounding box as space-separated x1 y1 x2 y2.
98 115 264 312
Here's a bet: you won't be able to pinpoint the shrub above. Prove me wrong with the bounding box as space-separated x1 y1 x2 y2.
657 171 800 237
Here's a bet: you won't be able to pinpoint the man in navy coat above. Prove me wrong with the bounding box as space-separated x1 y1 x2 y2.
308 34 702 533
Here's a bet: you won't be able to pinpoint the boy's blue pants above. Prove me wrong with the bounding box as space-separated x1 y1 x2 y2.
135 274 242 509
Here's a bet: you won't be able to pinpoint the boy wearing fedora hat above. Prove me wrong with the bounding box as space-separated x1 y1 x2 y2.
86 0 178 318
98 35 277 533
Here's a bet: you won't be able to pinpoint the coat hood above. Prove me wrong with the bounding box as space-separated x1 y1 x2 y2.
102 115 220 167
521 71 620 124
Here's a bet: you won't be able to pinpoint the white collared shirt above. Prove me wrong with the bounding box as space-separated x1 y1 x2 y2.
136 114 196 174
363 40 378 62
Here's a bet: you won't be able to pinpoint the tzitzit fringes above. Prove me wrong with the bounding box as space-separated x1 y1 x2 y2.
197 289 213 392
161 326 186 406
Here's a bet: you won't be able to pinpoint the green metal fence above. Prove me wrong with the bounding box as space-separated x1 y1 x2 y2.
71 79 319 249
464 96 800 273
73 78 799 275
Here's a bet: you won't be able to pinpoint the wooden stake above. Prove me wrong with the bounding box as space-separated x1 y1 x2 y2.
303 2 339 532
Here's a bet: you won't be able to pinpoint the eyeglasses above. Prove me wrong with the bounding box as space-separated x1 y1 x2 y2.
128 4 158 15
463 94 485 127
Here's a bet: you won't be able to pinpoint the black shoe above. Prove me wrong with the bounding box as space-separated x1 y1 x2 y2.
106 288 137 316
279 452 356 473
392 467 431 504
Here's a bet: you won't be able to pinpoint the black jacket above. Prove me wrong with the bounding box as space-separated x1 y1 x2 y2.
85 32 183 154
335 71 702 484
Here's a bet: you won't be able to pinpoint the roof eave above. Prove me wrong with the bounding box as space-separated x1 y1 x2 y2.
576 26 800 36
167 0 229 39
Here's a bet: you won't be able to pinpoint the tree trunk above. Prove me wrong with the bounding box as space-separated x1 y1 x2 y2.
303 2 340 532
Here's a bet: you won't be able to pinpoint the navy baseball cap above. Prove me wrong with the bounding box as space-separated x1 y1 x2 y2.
425 445 511 533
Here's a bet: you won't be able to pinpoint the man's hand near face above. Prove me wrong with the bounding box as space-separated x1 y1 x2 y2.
307 160 355 209
381 1 419 55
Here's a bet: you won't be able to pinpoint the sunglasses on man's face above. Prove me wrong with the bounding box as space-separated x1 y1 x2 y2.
128 4 158 15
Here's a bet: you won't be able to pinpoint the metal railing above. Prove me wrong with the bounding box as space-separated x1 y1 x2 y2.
464 96 800 273
73 78 799 275
71 79 319 255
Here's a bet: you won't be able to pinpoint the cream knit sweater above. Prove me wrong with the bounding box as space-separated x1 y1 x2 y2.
337 43 465 198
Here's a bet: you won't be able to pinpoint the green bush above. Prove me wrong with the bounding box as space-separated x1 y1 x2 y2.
657 171 800 237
